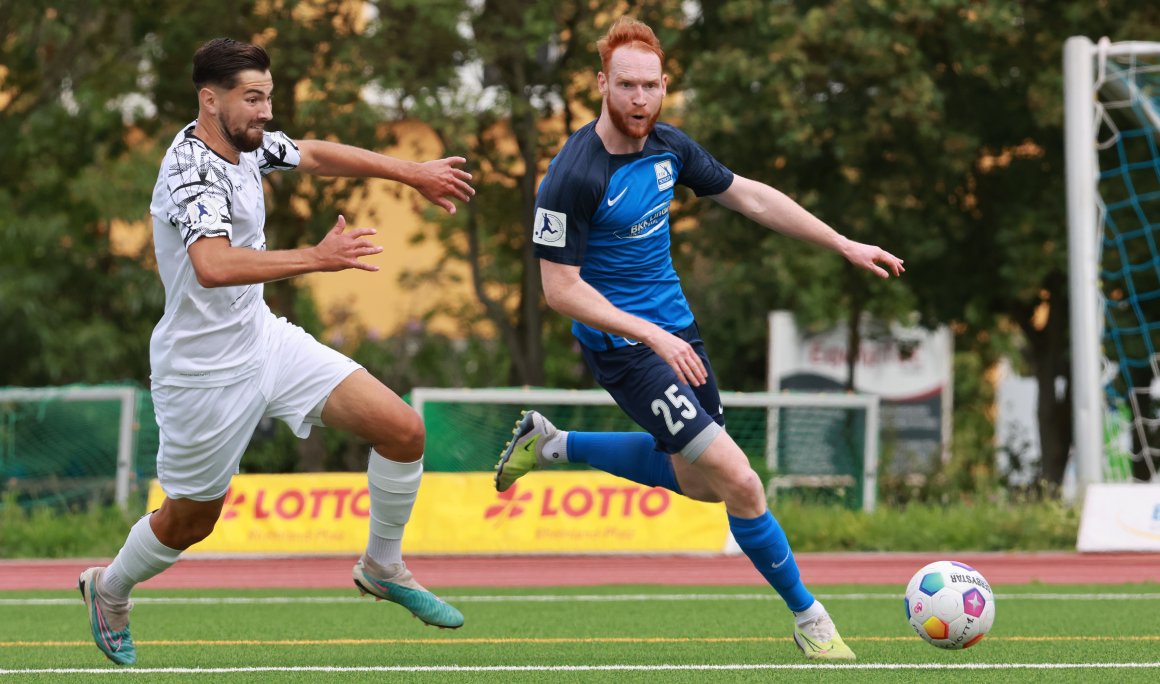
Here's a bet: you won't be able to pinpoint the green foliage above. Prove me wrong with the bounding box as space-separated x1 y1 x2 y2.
5 0 1160 490
772 495 1079 552
377 0 687 386
0 4 167 385
0 493 141 558
679 0 1160 483
351 325 511 393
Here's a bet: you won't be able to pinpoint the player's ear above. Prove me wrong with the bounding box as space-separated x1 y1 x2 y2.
197 86 218 114
597 71 608 96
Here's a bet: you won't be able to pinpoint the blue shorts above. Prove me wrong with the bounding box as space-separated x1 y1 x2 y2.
580 323 725 462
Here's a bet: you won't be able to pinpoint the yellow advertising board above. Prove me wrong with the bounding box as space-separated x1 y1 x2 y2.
147 471 729 555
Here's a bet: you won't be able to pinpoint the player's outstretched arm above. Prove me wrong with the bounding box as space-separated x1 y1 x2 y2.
187 215 382 288
710 174 905 279
540 260 709 386
296 139 475 214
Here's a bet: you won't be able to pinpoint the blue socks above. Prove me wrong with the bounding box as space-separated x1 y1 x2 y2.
566 433 812 614
729 511 815 612
566 432 682 494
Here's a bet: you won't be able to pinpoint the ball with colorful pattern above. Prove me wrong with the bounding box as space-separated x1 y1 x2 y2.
903 560 996 649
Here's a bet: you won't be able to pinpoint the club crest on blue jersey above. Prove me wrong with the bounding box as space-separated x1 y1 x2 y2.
654 159 675 190
533 207 567 247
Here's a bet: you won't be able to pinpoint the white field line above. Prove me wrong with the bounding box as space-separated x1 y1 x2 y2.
3 592 1160 607
2 663 1160 675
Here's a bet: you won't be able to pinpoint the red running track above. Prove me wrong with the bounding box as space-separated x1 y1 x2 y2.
3 553 1159 591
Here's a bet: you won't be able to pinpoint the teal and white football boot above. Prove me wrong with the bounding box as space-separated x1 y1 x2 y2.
78 567 136 665
353 555 464 629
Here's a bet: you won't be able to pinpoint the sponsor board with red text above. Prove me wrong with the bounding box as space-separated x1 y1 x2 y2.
147 471 729 555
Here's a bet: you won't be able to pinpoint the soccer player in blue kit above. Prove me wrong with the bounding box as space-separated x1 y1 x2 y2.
495 17 904 661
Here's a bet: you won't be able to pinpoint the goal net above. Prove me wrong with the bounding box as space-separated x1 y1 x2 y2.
1065 37 1160 486
410 387 881 512
0 385 159 511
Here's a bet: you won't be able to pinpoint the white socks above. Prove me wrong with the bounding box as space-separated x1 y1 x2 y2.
365 450 422 566
538 431 569 465
100 513 183 606
366 536 403 566
793 599 827 627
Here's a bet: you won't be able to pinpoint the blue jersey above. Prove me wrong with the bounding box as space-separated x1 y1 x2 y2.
533 121 734 351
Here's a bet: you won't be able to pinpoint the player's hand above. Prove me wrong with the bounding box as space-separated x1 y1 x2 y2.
648 331 709 387
412 156 475 215
313 215 383 272
844 240 905 278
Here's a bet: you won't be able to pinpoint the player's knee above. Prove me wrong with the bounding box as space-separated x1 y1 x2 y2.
155 511 218 550
402 409 426 455
719 468 765 511
183 516 219 548
377 408 424 461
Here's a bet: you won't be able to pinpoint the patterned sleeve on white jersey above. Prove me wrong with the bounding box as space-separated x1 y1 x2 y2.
164 140 235 248
257 130 301 176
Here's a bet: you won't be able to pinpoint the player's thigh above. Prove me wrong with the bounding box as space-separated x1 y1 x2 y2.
583 342 722 460
661 426 763 512
690 431 763 500
153 381 265 501
319 369 423 456
261 316 365 440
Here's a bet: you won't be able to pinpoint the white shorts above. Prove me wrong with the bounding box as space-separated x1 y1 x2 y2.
153 316 361 501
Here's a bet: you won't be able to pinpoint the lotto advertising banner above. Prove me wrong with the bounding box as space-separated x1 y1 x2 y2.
146 471 729 555
1077 483 1160 552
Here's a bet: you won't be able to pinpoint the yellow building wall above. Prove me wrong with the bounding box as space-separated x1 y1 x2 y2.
299 121 473 338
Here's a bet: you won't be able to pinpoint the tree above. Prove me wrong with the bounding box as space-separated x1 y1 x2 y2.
0 0 484 469
0 2 167 385
374 0 687 387
678 0 1160 487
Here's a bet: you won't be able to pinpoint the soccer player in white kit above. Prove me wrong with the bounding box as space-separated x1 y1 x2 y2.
78 38 475 665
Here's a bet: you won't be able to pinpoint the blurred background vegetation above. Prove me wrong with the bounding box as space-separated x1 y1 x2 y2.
2 0 1158 511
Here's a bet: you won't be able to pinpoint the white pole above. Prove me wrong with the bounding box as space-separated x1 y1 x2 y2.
1064 36 1104 494
114 388 137 512
863 397 880 513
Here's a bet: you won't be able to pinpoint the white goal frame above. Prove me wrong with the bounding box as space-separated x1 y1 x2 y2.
1064 37 1160 492
0 386 138 512
410 387 881 512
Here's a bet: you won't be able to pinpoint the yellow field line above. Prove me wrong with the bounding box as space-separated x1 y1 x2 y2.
4 635 1158 648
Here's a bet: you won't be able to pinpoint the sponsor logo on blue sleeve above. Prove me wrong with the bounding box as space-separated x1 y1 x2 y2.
533 208 567 247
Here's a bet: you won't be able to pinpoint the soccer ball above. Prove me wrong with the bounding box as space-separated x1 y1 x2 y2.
903 560 995 649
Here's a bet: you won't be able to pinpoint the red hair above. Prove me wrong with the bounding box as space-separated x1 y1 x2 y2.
597 17 664 73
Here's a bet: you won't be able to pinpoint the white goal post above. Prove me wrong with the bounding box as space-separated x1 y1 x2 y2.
410 387 881 512
0 386 138 512
1065 37 1160 491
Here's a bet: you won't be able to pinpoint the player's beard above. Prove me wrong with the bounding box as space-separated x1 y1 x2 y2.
607 96 661 140
220 112 265 153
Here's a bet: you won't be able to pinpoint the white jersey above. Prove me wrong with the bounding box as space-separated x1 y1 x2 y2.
148 121 301 387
